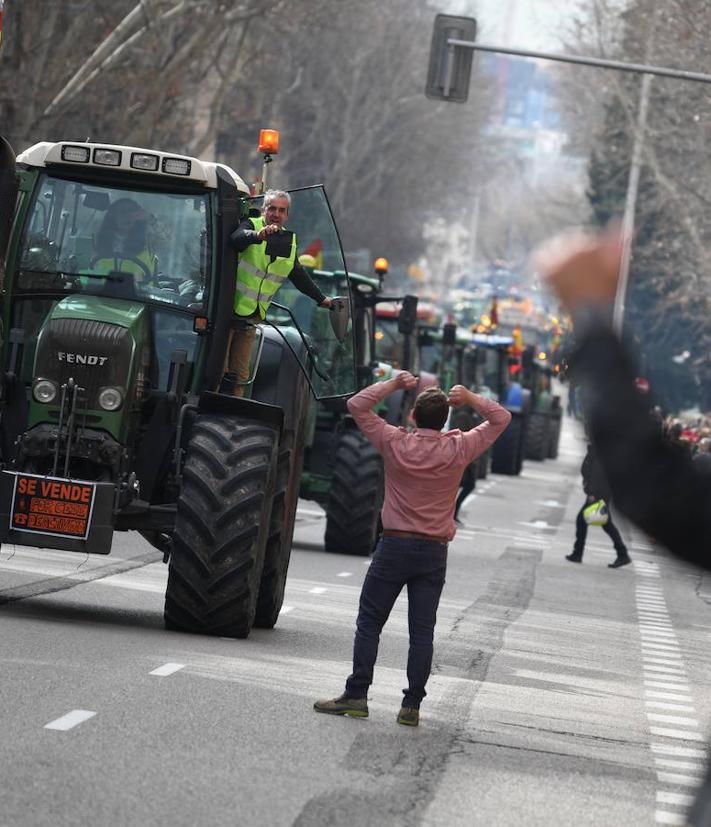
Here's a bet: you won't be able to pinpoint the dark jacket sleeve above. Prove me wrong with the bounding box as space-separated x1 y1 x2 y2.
289 259 327 305
572 324 711 569
230 218 260 253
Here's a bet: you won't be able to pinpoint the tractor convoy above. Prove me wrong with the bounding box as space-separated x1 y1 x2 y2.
0 131 563 639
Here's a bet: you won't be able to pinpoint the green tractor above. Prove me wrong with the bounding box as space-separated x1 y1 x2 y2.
0 136 357 637
470 333 530 476
417 321 490 479
521 347 562 462
299 268 423 557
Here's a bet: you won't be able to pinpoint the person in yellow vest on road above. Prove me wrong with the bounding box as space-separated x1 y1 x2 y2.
225 189 332 396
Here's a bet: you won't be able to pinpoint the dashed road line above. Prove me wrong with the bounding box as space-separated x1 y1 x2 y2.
150 663 185 677
44 710 96 731
634 561 707 825
309 587 327 594
336 572 353 578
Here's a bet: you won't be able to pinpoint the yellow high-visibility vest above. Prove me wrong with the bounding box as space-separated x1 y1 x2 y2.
234 217 297 318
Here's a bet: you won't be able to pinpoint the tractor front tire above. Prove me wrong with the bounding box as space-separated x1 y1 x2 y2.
325 431 384 556
164 414 277 638
253 430 302 629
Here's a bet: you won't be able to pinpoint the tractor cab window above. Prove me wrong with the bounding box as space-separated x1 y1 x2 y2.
247 186 356 399
17 173 210 312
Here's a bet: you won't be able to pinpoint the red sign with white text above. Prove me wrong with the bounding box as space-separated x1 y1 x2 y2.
10 474 96 540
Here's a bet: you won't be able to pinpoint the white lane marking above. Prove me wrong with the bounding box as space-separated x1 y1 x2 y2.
655 811 687 825
309 587 327 594
639 629 676 643
642 643 682 653
640 626 675 634
656 792 695 807
650 728 705 742
363 560 371 566
646 690 694 702
336 572 353 578
645 679 691 689
280 606 294 614
651 744 707 758
44 710 96 731
656 772 703 786
150 663 185 677
646 702 696 713
644 657 684 666
644 666 687 676
647 713 700 727
656 758 706 772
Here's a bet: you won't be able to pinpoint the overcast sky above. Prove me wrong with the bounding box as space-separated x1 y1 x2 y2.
445 0 584 52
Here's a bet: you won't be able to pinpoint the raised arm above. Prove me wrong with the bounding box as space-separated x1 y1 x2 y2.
448 385 511 461
347 371 417 452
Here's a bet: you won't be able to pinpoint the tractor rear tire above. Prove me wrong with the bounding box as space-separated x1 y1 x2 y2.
548 414 561 459
325 431 384 556
164 414 277 638
525 411 551 461
491 414 523 475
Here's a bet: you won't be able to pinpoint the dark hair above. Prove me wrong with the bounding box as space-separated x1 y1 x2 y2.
413 387 449 430
95 198 148 258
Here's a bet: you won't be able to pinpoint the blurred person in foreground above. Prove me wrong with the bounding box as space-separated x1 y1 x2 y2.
539 226 711 827
314 373 510 727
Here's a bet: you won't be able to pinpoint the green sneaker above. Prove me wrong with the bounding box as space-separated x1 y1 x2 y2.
397 707 420 727
313 694 369 718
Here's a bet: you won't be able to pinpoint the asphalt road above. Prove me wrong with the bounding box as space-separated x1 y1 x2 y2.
1 415 710 827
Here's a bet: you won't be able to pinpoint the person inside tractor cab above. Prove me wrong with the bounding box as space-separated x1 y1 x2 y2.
91 197 158 284
224 188 333 396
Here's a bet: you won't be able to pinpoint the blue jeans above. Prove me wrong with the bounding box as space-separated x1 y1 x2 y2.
345 536 447 709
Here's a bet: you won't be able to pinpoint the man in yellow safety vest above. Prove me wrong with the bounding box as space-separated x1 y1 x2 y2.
225 189 332 395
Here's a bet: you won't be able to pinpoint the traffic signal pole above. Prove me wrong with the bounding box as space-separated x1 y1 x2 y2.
429 14 711 334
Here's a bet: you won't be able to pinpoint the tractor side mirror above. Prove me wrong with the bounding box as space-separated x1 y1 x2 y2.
329 296 350 341
397 295 418 335
442 322 457 347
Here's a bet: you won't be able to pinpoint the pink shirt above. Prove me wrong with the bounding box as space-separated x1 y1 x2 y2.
347 379 511 541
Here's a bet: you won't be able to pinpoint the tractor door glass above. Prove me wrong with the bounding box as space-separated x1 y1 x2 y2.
17 174 210 312
247 186 356 399
374 316 404 368
419 338 442 374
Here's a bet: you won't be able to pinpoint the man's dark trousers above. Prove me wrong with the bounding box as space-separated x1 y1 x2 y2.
572 501 628 559
345 535 447 709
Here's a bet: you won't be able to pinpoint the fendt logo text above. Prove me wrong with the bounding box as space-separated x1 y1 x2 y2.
57 352 108 366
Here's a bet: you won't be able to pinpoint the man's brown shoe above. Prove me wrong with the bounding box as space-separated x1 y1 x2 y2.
397 707 420 727
313 694 368 718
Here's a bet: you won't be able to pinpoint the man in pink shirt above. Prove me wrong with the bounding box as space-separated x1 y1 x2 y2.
314 371 511 726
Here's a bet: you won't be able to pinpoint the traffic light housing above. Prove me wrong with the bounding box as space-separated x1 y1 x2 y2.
425 14 477 103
